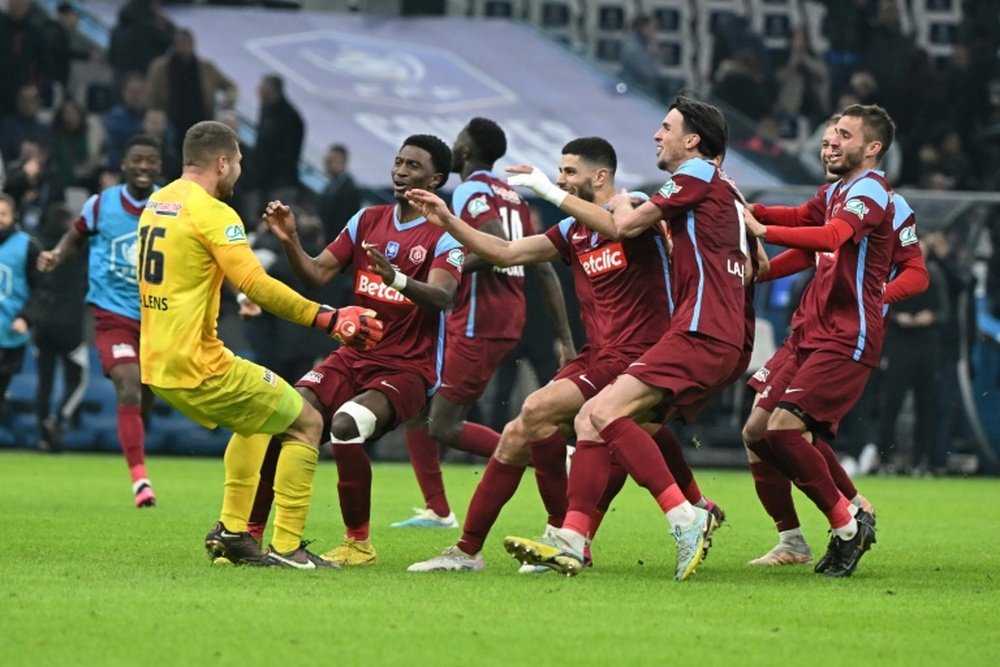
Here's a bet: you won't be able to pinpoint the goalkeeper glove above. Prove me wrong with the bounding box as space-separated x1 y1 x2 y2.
313 306 384 351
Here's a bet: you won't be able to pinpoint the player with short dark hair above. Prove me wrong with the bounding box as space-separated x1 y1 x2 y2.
38 134 162 507
502 96 746 581
257 134 464 567
740 104 898 576
394 117 574 529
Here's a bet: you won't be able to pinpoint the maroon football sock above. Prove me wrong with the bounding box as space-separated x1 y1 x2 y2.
529 431 568 527
457 458 525 555
404 427 449 517
587 462 628 540
332 443 373 540
765 429 842 517
248 437 281 527
117 405 146 481
749 459 800 532
455 422 501 458
815 438 858 500
601 417 676 499
652 426 702 503
562 440 611 537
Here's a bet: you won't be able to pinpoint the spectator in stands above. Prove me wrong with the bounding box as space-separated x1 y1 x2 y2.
30 205 88 453
141 109 181 182
242 74 304 216
0 0 48 117
773 27 829 127
0 84 50 162
317 143 361 240
878 240 949 475
712 47 775 123
103 74 148 169
3 138 65 233
50 98 103 190
147 28 237 153
818 0 875 105
936 130 976 190
108 0 174 91
619 14 663 101
863 0 918 129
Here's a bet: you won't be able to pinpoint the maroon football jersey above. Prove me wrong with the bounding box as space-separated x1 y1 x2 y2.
327 204 464 389
648 157 746 350
544 218 670 350
447 171 529 341
795 170 895 366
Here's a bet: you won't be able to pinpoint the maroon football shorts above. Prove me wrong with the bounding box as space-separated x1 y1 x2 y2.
92 306 140 376
437 335 519 404
552 344 649 400
295 350 429 429
626 330 743 423
747 337 796 396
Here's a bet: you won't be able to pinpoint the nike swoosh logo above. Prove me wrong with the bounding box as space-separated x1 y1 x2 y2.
784 388 805 394
219 531 243 539
572 233 589 241
628 362 647 367
579 374 596 389
380 380 400 393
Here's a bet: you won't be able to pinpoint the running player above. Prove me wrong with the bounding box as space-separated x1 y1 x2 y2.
743 115 927 566
741 104 897 577
138 121 381 568
260 135 463 567
38 135 161 507
502 97 746 581
394 118 574 529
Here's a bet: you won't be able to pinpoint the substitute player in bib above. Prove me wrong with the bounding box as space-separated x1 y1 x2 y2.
743 115 927 567
742 104 898 577
0 194 41 414
38 135 161 507
503 97 746 581
138 121 381 569
260 135 463 567
395 118 575 529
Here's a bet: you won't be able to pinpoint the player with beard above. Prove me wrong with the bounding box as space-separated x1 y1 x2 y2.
38 135 163 508
394 118 574 529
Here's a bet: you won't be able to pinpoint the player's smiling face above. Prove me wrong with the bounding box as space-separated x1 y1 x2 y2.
122 144 161 195
820 125 840 182
654 108 690 173
556 154 596 203
391 145 440 202
828 115 877 176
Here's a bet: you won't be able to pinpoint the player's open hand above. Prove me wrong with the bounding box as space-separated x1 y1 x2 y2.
313 305 384 350
405 189 449 228
506 165 566 206
37 249 60 272
262 201 297 243
365 245 396 283
11 317 28 334
742 205 766 238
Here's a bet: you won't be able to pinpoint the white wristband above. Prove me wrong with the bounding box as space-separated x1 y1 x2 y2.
390 271 408 291
540 183 568 207
236 292 249 305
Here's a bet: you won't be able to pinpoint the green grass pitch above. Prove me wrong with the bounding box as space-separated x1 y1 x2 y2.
1 451 997 666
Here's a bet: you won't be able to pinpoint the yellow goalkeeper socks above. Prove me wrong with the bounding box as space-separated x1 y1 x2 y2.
272 440 319 554
219 433 270 533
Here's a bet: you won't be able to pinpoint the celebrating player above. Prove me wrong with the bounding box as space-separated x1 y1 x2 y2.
395 118 574 529
38 135 162 507
138 121 381 568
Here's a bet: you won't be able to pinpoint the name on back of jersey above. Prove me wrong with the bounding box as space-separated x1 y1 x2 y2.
146 201 183 217
579 243 627 277
141 293 169 311
356 270 413 304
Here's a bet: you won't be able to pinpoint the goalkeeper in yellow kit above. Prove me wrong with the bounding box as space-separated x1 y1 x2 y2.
137 121 383 569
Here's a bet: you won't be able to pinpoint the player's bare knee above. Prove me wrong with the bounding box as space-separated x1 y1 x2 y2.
742 420 764 447
767 408 805 433
287 401 323 446
427 416 461 448
520 392 549 433
494 437 529 466
574 410 600 442
329 413 361 442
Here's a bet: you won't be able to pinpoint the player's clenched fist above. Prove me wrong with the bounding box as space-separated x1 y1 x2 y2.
313 305 384 350
37 249 61 272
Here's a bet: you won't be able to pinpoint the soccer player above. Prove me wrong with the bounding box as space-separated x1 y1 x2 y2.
741 104 898 577
394 118 575 529
0 194 41 414
743 116 927 566
406 137 705 571
137 120 381 568
502 97 747 581
37 135 162 507
259 135 463 567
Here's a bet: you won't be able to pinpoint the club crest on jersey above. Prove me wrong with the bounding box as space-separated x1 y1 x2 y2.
447 247 464 270
302 370 324 384
899 224 918 247
579 243 627 277
658 179 682 199
409 245 427 264
225 224 246 242
844 199 869 219
385 241 400 260
467 195 490 218
751 367 770 383
147 201 182 216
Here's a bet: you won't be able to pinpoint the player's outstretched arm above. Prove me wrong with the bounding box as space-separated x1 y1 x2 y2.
263 201 342 287
505 166 622 239
757 248 814 282
406 188 560 268
36 224 85 272
365 244 457 312
526 262 576 364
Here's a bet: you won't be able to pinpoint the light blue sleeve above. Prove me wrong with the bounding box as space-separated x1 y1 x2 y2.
80 194 99 233
557 216 575 241
845 178 889 210
451 181 493 217
673 158 716 183
344 209 364 243
891 193 914 230
435 232 462 256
